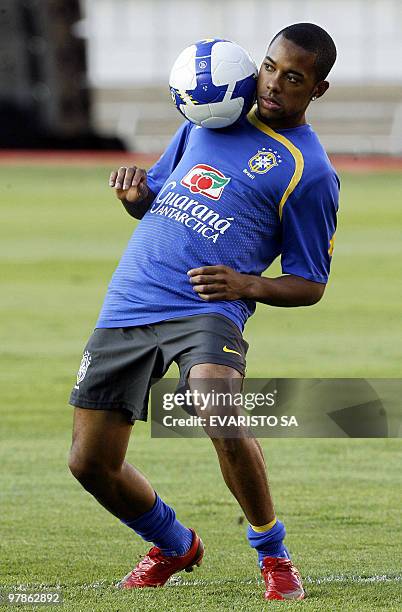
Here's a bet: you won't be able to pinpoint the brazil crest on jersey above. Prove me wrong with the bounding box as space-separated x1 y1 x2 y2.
97 109 339 331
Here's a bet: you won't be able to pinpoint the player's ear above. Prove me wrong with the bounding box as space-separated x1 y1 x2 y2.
311 80 329 101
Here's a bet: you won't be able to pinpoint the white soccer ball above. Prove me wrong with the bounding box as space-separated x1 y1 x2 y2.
169 38 257 129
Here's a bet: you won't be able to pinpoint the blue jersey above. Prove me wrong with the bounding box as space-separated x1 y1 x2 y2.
97 109 339 331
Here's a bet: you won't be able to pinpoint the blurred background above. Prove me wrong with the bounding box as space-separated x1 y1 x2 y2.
1 0 402 154
1 3 401 607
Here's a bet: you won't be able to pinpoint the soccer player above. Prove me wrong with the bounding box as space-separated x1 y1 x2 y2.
69 23 338 601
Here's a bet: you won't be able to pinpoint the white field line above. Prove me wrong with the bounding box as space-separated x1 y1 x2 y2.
6 575 402 591
167 574 401 587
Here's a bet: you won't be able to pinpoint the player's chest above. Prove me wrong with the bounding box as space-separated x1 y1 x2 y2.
181 130 295 209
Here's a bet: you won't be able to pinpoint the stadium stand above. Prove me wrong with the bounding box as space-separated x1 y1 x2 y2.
92 84 402 155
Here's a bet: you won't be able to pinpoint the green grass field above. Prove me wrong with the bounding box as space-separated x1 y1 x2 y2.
0 165 401 611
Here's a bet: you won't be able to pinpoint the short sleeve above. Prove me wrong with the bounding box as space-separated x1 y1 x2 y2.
146 121 194 196
281 172 340 284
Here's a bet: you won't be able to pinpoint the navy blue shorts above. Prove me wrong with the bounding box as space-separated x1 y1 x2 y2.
69 314 248 423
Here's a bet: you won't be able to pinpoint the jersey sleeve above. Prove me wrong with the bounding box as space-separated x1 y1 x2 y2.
146 121 194 196
280 171 340 284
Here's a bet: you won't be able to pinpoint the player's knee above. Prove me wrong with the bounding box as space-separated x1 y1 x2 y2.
67 450 91 483
211 437 242 461
68 450 109 488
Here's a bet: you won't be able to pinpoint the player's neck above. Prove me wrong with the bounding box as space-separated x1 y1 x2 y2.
256 110 307 130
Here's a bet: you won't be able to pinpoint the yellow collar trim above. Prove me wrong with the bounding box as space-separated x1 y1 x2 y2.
247 109 305 219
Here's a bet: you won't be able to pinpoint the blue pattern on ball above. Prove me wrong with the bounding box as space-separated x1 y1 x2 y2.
170 38 257 128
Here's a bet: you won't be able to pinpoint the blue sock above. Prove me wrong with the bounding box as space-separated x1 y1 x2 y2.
120 494 193 556
247 518 290 566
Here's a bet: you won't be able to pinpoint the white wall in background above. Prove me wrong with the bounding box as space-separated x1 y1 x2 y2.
81 0 402 86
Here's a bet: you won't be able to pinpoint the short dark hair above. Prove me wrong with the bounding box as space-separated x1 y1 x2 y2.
270 23 337 82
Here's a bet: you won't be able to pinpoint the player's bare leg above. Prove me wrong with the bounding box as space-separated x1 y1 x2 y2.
68 407 204 588
188 363 275 525
188 363 304 600
68 408 155 518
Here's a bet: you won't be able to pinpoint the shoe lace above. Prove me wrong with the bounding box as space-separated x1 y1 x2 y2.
263 557 293 581
132 547 170 577
148 547 171 565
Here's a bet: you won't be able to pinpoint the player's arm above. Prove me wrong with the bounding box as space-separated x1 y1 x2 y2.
189 171 339 305
187 266 325 306
109 166 155 219
247 273 325 305
109 122 194 220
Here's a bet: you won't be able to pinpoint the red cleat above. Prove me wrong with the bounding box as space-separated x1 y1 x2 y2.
261 556 305 601
117 528 204 589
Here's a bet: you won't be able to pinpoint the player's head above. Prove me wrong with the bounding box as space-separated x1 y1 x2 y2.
257 23 337 128
271 23 337 83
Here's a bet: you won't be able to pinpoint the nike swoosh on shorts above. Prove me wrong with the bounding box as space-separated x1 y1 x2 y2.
222 345 242 356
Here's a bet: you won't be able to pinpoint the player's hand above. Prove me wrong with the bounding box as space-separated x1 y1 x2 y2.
187 265 254 301
109 166 149 203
